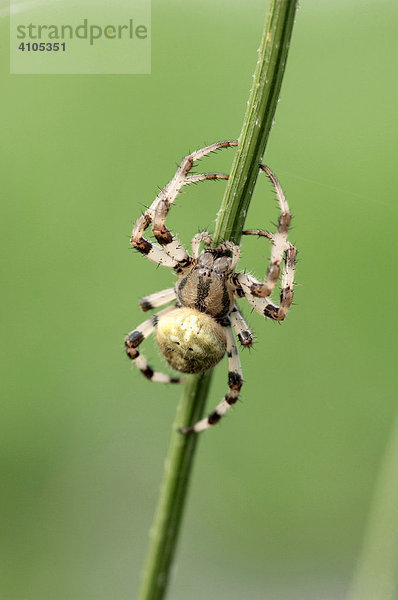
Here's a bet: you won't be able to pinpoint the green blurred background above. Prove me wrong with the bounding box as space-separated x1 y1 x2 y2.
1 1 398 598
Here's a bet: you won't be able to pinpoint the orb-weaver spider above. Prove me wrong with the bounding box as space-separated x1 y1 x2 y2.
125 141 297 433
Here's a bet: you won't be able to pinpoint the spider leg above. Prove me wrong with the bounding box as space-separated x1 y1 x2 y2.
191 232 212 258
130 141 237 269
139 287 176 312
214 241 241 270
230 304 254 348
125 305 183 383
191 233 241 266
242 164 292 298
179 324 242 433
151 172 230 265
130 213 178 268
236 242 297 321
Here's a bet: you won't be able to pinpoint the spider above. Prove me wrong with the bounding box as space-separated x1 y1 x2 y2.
125 141 297 434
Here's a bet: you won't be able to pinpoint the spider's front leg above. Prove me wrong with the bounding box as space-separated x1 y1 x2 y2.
243 164 292 298
179 324 242 434
125 305 183 384
130 212 178 268
130 141 237 271
150 147 236 264
191 232 211 259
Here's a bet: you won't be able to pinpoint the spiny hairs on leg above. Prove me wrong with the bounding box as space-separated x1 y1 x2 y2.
179 325 242 434
125 305 183 384
191 232 212 259
139 287 176 312
130 141 238 269
230 305 254 348
237 242 296 321
243 164 292 299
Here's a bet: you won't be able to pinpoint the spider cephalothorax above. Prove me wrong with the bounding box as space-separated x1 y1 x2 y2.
125 141 297 433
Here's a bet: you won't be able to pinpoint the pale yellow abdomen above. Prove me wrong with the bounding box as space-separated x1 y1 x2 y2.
157 307 227 374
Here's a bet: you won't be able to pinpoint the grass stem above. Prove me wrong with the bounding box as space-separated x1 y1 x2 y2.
137 3 298 598
347 415 398 600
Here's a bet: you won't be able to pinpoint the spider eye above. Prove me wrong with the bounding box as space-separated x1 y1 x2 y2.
214 256 230 272
198 252 214 268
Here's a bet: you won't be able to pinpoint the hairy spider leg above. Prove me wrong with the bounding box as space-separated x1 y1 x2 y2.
179 324 242 433
151 173 230 265
237 243 297 321
125 305 183 383
230 305 254 348
130 141 237 269
139 287 176 312
243 164 292 298
191 232 212 259
213 240 241 270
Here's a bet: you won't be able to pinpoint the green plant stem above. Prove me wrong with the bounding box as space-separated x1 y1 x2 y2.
137 3 298 599
347 415 398 600
137 373 212 600
214 0 298 247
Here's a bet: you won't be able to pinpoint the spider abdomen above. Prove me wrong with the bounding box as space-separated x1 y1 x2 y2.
156 307 227 374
